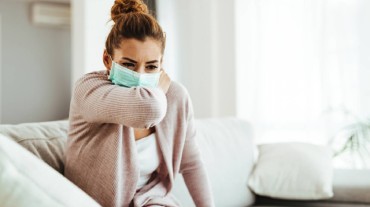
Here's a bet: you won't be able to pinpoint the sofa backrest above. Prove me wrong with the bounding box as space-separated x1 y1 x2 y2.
172 118 256 207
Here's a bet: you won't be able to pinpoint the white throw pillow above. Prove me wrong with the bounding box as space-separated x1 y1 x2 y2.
248 142 333 200
0 134 101 207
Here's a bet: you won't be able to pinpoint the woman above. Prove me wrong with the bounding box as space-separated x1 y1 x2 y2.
64 0 214 206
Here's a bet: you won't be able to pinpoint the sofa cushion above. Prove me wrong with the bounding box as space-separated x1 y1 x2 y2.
0 134 101 207
0 120 68 174
172 118 256 207
248 142 333 200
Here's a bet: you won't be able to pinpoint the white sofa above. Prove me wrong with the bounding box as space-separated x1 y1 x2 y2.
1 118 370 207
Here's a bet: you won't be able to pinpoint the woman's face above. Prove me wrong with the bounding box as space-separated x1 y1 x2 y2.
103 38 162 74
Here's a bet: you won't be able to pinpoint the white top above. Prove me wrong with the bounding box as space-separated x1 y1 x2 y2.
135 133 161 190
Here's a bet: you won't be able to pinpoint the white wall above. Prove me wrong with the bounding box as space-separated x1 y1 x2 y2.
0 1 71 124
154 0 178 81
157 0 237 118
0 14 2 123
358 0 370 118
71 0 113 85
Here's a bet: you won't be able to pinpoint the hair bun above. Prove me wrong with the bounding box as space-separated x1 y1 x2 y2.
111 0 149 23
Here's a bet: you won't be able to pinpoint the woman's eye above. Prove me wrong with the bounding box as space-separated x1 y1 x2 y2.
146 65 158 70
121 62 135 68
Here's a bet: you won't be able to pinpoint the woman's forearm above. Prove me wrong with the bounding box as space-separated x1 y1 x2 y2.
73 73 167 128
182 162 215 207
179 97 215 207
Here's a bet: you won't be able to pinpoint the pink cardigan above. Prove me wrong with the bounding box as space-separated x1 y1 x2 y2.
64 70 214 207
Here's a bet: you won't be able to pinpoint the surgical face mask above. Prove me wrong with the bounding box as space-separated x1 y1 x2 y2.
108 57 161 88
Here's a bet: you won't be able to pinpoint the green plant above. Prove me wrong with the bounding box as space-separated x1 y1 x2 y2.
329 119 370 168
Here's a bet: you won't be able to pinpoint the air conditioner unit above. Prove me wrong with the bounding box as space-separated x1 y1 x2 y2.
31 2 71 28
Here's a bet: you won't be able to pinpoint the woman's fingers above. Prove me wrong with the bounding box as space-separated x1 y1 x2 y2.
158 68 171 94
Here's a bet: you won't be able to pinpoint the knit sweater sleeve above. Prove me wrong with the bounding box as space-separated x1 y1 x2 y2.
72 71 167 128
179 92 215 207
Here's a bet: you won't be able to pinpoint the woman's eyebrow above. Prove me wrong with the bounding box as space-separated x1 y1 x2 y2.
121 57 137 63
121 57 158 64
146 60 158 64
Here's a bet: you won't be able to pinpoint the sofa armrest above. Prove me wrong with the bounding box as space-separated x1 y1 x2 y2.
0 120 68 174
254 169 370 206
0 134 101 207
330 169 370 204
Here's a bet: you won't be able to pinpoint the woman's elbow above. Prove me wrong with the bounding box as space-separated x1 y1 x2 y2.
132 99 167 128
146 100 167 126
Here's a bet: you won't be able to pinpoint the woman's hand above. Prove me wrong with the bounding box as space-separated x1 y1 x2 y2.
158 69 171 94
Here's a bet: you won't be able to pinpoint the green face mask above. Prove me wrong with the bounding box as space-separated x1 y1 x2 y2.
108 58 161 88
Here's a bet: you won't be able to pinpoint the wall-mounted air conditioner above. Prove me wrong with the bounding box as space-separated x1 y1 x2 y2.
31 2 71 28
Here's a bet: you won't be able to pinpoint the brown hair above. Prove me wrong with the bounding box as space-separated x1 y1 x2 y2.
105 0 165 56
